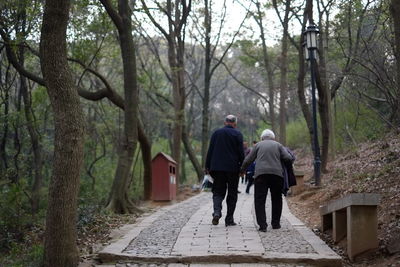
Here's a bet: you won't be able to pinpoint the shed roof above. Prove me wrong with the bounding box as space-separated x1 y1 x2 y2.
153 152 177 164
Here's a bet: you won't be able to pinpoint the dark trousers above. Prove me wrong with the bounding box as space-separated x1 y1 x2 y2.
254 174 283 228
245 173 254 193
210 171 239 223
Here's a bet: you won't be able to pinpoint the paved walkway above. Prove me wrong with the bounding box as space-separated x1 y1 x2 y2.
97 184 342 267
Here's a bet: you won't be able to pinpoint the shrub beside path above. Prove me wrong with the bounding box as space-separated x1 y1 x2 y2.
94 183 342 267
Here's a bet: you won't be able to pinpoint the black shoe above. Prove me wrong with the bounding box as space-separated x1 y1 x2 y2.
212 216 220 225
237 190 241 194
259 227 267 232
272 224 281 229
225 222 237 227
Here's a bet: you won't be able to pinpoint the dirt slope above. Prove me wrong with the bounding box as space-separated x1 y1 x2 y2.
287 132 400 266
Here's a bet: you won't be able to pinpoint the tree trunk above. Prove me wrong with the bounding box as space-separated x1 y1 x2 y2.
201 0 212 168
391 0 400 127
0 85 9 171
11 102 22 182
138 122 152 200
297 0 314 149
106 144 136 213
323 14 335 160
278 0 291 145
315 63 330 173
169 39 185 187
21 68 43 213
316 8 330 173
40 0 85 266
17 28 44 213
103 0 139 213
182 124 203 181
256 2 276 132
140 0 191 187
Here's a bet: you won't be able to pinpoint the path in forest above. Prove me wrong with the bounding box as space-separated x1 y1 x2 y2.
94 183 342 267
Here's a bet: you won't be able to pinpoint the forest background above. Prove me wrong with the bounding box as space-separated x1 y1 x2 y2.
0 0 399 266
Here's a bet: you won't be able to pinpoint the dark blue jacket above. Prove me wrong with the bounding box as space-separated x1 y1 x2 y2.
246 161 256 175
282 148 296 196
205 125 244 172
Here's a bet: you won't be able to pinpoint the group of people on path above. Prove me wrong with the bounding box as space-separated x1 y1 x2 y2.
205 114 295 232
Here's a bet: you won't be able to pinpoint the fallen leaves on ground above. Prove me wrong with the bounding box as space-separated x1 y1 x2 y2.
287 132 400 267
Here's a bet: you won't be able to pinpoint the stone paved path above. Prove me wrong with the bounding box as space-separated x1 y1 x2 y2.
96 183 342 267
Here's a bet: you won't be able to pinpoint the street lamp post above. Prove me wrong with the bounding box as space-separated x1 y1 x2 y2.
304 24 321 186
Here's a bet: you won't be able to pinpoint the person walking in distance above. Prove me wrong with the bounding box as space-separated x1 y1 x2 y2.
205 115 244 226
245 161 255 194
241 141 251 184
240 129 294 232
245 141 258 193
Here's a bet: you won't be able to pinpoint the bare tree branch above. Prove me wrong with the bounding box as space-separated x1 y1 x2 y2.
99 0 123 29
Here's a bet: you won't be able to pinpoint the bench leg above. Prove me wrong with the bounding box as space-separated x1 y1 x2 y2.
321 213 332 232
347 205 378 260
333 209 346 242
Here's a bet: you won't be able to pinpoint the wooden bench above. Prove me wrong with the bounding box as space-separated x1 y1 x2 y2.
288 170 304 196
320 193 380 260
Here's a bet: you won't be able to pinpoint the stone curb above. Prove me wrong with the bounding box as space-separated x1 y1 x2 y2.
99 253 341 266
281 198 340 259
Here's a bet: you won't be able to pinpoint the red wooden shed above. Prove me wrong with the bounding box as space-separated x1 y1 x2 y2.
151 152 177 201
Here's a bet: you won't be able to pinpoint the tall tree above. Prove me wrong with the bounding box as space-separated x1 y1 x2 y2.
296 0 314 150
254 0 277 134
272 0 292 145
0 0 44 207
16 0 44 213
316 0 335 161
100 0 139 213
40 0 85 265
196 0 246 168
313 0 334 172
141 0 192 185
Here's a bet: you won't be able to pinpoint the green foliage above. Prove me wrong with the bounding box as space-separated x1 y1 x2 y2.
130 149 146 201
31 86 48 107
256 120 272 137
235 39 262 67
334 100 385 151
1 243 43 267
284 98 385 152
286 118 310 149
77 193 104 228
0 180 34 252
152 137 172 156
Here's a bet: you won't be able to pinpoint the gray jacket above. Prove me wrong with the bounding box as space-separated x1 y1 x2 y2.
240 140 293 178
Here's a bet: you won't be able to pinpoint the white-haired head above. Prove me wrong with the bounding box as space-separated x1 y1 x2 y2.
224 114 238 127
224 114 237 123
260 129 275 140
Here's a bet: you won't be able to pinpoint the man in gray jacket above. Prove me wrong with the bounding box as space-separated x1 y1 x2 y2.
240 129 294 232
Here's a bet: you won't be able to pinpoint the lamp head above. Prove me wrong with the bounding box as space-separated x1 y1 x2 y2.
305 24 319 49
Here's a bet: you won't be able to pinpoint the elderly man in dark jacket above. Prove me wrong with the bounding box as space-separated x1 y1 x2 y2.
205 115 244 226
240 129 294 232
